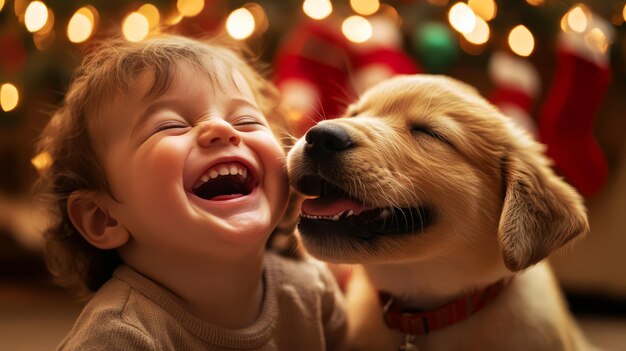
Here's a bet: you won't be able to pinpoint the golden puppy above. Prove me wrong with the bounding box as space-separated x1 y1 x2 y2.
287 75 596 350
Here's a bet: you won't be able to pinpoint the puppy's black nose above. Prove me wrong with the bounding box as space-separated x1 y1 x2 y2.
305 124 353 159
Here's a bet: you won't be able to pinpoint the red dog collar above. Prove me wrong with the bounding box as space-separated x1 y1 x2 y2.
379 278 512 336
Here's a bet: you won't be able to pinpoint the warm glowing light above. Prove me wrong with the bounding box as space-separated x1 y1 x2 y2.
244 3 269 34
123 12 149 42
24 1 48 32
164 11 183 25
463 16 489 45
14 0 28 18
378 3 400 26
468 0 496 21
36 7 54 35
1 83 19 112
67 8 94 43
623 4 626 23
585 28 609 55
0 0 6 13
303 0 332 20
449 2 476 34
342 15 372 43
177 0 204 17
138 4 160 29
226 8 255 40
350 0 380 16
525 0 544 5
33 28 55 50
31 151 52 173
508 25 534 57
567 5 589 33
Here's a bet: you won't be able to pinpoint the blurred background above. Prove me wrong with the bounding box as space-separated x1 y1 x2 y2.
1 0 625 349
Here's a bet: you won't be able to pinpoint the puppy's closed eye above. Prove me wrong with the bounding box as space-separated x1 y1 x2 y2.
410 125 447 143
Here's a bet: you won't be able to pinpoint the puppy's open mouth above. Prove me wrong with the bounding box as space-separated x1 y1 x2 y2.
295 175 433 239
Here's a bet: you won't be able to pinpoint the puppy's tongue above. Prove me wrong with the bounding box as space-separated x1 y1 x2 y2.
301 197 374 217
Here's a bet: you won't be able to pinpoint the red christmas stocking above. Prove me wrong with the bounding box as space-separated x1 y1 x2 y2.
538 16 614 197
488 51 540 139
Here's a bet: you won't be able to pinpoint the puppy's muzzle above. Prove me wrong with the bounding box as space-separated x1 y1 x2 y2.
305 124 353 160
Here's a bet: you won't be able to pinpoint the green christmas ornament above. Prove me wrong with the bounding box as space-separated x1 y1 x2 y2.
413 22 458 73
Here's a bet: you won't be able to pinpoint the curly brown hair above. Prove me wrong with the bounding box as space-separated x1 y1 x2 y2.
33 33 299 297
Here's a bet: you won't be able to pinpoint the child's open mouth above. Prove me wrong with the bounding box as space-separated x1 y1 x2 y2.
192 162 255 201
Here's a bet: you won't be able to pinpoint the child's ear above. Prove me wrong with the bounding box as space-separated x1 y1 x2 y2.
67 191 129 249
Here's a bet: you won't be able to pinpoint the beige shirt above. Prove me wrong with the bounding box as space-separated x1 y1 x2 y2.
58 253 347 350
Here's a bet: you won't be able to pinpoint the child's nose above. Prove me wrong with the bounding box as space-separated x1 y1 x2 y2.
196 119 241 147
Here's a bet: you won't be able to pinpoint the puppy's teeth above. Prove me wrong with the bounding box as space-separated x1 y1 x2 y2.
346 210 354 217
210 170 219 179
230 166 238 175
332 214 340 221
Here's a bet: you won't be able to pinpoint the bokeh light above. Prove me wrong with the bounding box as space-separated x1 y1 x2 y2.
24 1 48 32
1 83 19 112
31 151 52 173
303 0 332 20
177 0 204 17
449 2 476 34
342 15 372 43
33 10 55 51
526 0 544 6
378 3 400 26
138 4 160 29
226 8 255 40
567 5 590 33
0 0 5 13
244 3 269 34
468 0 496 22
67 7 94 43
350 0 380 16
585 27 609 55
463 16 489 45
508 25 534 57
122 12 149 42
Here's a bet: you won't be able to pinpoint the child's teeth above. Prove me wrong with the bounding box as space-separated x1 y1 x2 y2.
238 169 243 176
210 170 219 179
219 167 229 176
201 175 209 182
230 166 238 175
242 169 247 178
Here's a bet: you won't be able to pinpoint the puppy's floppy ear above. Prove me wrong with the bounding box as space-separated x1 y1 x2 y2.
498 142 589 272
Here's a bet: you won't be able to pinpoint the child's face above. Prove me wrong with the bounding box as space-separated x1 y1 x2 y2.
90 62 289 261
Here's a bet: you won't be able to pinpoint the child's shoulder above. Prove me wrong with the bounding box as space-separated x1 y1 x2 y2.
58 271 157 349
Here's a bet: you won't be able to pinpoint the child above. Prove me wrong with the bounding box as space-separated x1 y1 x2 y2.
34 33 346 350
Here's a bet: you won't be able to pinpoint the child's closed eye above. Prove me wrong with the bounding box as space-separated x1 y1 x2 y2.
233 116 266 128
153 121 190 133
